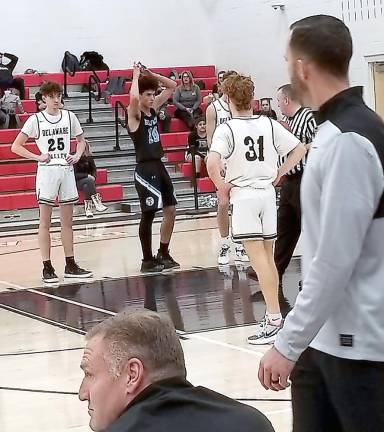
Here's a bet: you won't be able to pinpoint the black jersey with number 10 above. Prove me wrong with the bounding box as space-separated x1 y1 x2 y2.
129 109 164 163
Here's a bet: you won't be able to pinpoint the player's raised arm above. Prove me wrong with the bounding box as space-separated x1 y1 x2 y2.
127 63 142 129
150 71 177 112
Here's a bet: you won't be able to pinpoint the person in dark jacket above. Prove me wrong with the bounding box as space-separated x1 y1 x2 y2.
79 310 275 432
0 52 18 91
74 141 107 217
185 116 208 177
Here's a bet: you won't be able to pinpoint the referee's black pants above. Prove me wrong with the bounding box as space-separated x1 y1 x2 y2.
274 172 302 293
291 347 384 431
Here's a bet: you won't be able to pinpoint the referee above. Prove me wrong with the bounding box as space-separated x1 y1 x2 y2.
275 84 316 307
249 84 316 312
259 15 384 431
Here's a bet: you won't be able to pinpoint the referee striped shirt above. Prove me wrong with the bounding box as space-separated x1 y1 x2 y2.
279 107 317 175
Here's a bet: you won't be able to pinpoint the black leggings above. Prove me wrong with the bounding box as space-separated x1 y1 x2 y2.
76 177 97 200
139 210 156 261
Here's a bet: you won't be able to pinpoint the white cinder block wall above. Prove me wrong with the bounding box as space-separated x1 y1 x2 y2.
3 0 384 108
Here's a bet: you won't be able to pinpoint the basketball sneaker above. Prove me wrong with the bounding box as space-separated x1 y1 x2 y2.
42 264 59 284
84 200 93 218
156 250 180 270
247 317 283 345
64 262 93 279
141 257 164 273
91 193 108 212
235 245 249 262
218 244 230 265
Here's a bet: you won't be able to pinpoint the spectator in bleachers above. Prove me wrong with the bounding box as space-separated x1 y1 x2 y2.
0 52 18 92
155 86 172 133
78 310 274 432
0 87 24 129
256 98 277 120
74 141 108 218
186 116 208 178
173 71 202 130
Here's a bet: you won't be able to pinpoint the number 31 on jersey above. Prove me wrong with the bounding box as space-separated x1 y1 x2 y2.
244 136 264 161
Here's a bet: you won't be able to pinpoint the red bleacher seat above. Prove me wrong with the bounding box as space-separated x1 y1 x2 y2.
181 162 193 177
161 132 189 148
0 184 122 211
197 177 215 192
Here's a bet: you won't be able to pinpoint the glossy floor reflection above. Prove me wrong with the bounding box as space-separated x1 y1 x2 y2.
0 259 301 334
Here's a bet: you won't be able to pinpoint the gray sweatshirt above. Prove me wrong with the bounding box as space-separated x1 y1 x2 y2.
275 87 384 362
173 85 201 111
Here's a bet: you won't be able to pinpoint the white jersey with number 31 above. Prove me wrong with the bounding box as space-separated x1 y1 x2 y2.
210 116 300 189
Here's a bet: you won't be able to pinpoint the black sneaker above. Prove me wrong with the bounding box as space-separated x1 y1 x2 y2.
42 265 59 284
141 257 164 273
64 262 93 279
156 250 180 270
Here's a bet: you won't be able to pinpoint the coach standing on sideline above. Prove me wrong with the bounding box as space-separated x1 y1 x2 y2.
259 15 384 432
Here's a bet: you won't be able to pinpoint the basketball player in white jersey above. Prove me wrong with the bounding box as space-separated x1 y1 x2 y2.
207 74 306 344
12 81 93 283
206 70 249 265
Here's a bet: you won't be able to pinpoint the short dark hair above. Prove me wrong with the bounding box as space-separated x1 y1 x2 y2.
277 84 299 102
138 75 159 94
222 70 238 81
194 116 206 127
40 81 63 96
290 15 352 77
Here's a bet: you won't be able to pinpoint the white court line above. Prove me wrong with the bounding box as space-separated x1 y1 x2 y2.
186 332 263 357
0 280 262 358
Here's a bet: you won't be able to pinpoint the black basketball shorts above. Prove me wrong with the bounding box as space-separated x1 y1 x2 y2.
134 160 177 212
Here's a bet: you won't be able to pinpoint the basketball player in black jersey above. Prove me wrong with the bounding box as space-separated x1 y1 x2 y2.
128 63 179 273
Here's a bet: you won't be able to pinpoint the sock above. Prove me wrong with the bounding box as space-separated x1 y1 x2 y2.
220 236 230 246
65 256 76 266
43 260 52 269
159 242 169 255
266 312 282 325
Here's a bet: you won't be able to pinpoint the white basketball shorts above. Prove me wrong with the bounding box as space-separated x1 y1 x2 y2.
230 185 277 242
36 165 79 206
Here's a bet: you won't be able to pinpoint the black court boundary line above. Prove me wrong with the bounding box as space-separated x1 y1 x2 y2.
0 303 86 335
0 386 291 402
0 347 83 357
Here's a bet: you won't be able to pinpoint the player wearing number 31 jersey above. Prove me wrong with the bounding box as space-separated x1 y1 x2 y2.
12 81 92 284
208 74 306 344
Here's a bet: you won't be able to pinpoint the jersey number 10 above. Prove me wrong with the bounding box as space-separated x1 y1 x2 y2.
244 136 264 162
48 138 65 152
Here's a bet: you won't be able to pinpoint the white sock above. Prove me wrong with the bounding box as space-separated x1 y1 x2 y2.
266 312 282 325
220 236 230 247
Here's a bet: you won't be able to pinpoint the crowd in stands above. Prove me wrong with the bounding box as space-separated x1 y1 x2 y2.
0 49 281 218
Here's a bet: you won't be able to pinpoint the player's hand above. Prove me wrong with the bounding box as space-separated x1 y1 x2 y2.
37 153 51 163
258 347 295 391
66 153 80 165
133 62 141 79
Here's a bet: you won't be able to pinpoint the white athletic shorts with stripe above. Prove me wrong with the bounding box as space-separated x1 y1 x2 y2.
230 185 277 243
36 165 79 206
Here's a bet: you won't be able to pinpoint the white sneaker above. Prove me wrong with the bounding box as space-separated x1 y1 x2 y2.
247 318 282 345
84 200 94 218
91 193 108 212
218 244 230 265
235 245 249 262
